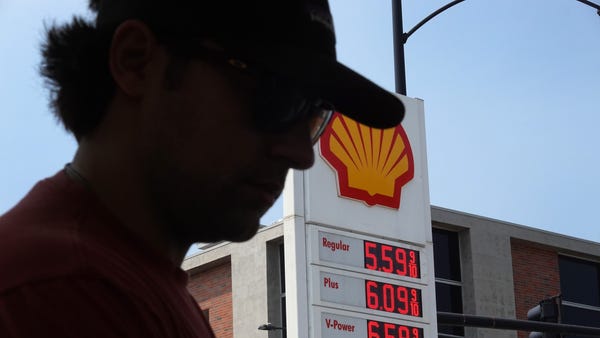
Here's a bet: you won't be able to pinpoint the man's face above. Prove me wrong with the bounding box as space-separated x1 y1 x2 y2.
135 47 315 244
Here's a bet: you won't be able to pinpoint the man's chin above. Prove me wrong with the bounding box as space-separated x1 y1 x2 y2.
225 222 261 243
194 218 260 243
179 207 264 243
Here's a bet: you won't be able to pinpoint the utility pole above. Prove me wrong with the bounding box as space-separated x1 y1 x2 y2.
391 0 599 96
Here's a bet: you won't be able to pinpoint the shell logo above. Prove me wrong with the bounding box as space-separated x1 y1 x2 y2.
319 112 414 209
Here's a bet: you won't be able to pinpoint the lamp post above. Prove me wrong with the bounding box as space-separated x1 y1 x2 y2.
392 0 600 96
392 0 466 95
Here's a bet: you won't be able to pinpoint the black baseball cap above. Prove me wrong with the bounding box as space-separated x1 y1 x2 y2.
95 0 405 129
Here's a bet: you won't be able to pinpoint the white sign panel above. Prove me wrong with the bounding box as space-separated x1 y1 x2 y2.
304 97 431 244
318 270 425 320
318 231 364 268
321 313 366 338
313 227 427 284
282 95 437 338
318 310 427 338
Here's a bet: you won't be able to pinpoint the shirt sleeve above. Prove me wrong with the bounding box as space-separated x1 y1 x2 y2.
0 276 172 338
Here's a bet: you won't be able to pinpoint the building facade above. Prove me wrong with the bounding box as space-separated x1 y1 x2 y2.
183 206 600 338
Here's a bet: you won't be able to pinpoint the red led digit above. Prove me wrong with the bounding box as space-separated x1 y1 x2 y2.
382 283 395 312
398 326 409 338
381 245 394 273
367 321 380 338
383 323 395 338
395 248 407 276
365 280 379 310
411 300 420 317
412 328 420 338
365 241 378 270
409 263 418 278
396 286 409 315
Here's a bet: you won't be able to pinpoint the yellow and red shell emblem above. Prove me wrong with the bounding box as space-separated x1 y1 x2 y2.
319 112 414 209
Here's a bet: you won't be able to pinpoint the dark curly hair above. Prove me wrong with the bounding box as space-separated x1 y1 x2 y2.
40 1 114 141
40 1 195 141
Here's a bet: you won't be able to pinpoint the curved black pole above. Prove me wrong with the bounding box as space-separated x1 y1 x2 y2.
392 0 407 94
403 0 467 43
392 0 467 95
392 0 600 96
575 0 600 13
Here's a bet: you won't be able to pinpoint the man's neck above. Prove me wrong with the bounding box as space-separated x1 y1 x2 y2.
71 139 190 266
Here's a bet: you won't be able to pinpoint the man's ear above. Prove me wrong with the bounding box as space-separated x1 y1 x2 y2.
109 20 159 97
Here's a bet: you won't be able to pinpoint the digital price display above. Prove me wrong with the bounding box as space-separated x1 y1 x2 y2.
319 271 424 320
364 240 420 278
317 231 423 282
367 320 423 338
365 280 422 317
320 312 425 338
315 230 431 337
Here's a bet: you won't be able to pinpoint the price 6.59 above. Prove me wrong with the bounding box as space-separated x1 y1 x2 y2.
367 320 423 338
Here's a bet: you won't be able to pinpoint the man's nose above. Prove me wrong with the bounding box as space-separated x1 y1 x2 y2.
267 121 316 170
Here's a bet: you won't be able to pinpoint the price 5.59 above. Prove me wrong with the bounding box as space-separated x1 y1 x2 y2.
364 240 420 278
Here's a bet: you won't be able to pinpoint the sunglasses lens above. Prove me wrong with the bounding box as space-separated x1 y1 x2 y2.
252 76 333 143
253 78 302 131
309 105 333 144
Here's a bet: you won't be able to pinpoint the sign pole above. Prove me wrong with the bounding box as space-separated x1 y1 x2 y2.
392 0 407 95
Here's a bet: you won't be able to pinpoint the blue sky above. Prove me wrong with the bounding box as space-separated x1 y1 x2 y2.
2 0 599 245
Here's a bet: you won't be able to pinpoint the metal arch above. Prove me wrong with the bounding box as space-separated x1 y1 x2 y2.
402 0 467 44
392 0 600 95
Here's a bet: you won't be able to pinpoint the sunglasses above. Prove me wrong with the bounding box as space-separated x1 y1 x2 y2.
164 39 334 144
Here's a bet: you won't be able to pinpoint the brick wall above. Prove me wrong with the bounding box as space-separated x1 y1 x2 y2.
188 260 233 338
511 238 560 338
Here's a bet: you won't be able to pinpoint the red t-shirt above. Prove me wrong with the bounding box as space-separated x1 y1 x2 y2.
0 170 215 337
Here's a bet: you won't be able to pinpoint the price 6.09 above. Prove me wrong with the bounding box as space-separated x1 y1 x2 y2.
365 280 422 317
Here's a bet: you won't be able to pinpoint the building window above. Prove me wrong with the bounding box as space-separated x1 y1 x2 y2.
267 240 286 338
559 255 600 333
433 228 464 338
279 243 287 338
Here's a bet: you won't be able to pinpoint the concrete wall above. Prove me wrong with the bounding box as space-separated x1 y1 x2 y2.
433 207 518 338
185 225 283 338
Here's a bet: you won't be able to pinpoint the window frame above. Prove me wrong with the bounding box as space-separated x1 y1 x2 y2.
558 253 600 330
432 227 464 338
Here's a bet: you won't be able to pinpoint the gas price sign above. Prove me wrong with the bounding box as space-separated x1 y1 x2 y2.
313 229 431 338
364 240 420 278
296 98 435 338
365 280 422 317
367 320 424 338
317 231 423 282
319 312 425 338
318 272 423 319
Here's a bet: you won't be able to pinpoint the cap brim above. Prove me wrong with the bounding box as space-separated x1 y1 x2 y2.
244 45 405 129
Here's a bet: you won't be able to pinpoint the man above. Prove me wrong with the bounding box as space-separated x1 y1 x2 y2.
0 0 404 336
